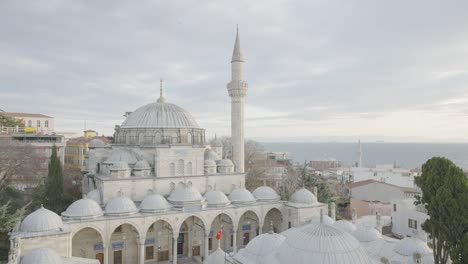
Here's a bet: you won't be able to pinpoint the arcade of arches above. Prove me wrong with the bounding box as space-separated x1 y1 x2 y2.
71 209 283 264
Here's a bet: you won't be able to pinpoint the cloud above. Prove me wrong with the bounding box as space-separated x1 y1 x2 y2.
1 0 468 141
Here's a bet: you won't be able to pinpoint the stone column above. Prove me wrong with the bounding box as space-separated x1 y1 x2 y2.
172 233 178 264
138 238 145 264
258 222 264 235
103 244 109 264
204 231 210 260
232 226 238 253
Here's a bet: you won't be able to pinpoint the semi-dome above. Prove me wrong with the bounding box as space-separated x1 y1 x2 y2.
228 188 256 204
20 206 63 233
88 138 105 148
234 232 285 264
103 149 137 165
204 149 220 161
204 190 230 207
352 226 382 242
62 198 103 219
167 182 203 207
105 195 138 216
333 220 357 233
134 160 151 170
394 237 431 256
275 223 373 264
120 102 199 129
253 186 280 201
20 248 62 264
140 194 173 213
289 188 318 205
204 160 217 167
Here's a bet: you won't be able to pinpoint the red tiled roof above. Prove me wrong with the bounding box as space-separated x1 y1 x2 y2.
1 112 52 118
348 179 419 193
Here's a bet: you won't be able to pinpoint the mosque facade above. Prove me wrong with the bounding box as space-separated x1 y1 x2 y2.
8 29 328 264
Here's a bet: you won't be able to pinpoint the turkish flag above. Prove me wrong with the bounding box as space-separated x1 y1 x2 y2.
215 226 224 240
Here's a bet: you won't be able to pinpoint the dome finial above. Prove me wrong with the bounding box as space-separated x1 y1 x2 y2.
157 79 166 103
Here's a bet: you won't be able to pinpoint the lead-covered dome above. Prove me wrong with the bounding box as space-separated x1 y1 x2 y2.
229 187 256 204
62 198 103 219
88 138 105 148
105 195 138 216
204 190 230 207
140 194 173 213
275 223 373 264
352 226 382 242
289 188 318 205
333 220 357 233
394 237 431 256
168 182 203 207
234 232 285 264
20 206 63 233
253 186 280 201
121 102 199 129
310 214 335 225
20 248 62 264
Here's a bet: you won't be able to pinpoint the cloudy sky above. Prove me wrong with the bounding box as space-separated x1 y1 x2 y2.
1 0 468 142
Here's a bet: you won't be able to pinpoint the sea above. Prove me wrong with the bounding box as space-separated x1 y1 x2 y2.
261 142 468 170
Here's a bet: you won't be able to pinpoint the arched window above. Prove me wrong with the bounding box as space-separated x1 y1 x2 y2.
177 159 184 176
27 120 32 127
186 162 192 176
169 163 175 176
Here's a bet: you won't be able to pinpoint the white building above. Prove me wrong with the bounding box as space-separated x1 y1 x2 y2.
350 164 416 188
8 29 328 264
391 198 429 241
0 112 55 134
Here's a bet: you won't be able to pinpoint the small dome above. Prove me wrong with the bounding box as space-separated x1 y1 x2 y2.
352 226 382 242
105 195 138 216
275 223 373 264
21 248 62 264
134 160 151 170
229 188 256 204
204 160 217 167
253 186 280 201
333 220 357 233
20 206 63 233
211 138 223 147
120 102 199 129
88 138 105 148
234 232 285 264
62 198 103 219
110 161 129 171
217 159 234 167
394 237 431 256
204 190 230 207
204 247 227 264
310 214 335 225
140 194 173 213
103 149 137 165
167 182 203 207
87 189 101 204
289 188 318 204
204 149 220 161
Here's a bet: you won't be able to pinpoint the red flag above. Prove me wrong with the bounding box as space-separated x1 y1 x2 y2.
215 226 224 240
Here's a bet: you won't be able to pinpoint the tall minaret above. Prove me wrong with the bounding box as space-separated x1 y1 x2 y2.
227 26 248 173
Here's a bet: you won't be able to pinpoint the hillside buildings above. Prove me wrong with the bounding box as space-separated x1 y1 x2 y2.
65 130 111 170
0 112 54 134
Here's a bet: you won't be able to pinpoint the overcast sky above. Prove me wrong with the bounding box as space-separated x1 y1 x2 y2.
1 1 468 142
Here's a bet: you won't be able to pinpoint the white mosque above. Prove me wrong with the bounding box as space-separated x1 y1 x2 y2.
8 29 434 264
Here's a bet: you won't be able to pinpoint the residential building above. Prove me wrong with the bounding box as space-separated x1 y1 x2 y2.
0 112 54 134
65 131 111 170
391 198 429 241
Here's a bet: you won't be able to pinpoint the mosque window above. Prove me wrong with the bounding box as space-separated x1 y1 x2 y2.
177 159 184 176
145 246 154 260
45 120 49 127
27 120 32 127
393 204 397 212
169 163 175 176
37 120 41 127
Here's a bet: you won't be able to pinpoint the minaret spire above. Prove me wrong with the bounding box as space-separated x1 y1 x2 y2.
157 79 166 103
227 26 248 173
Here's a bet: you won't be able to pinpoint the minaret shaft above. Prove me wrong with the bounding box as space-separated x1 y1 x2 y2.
227 28 248 173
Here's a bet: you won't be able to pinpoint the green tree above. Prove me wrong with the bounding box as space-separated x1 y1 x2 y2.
0 114 23 127
41 145 72 213
415 157 468 264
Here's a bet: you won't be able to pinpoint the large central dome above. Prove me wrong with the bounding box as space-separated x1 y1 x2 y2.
121 101 199 129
